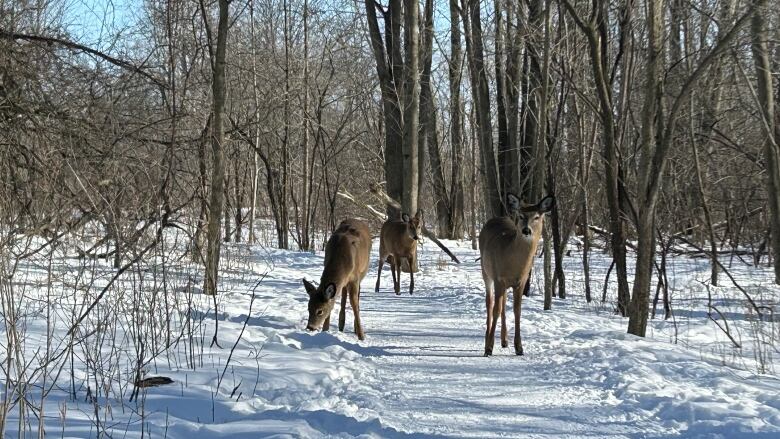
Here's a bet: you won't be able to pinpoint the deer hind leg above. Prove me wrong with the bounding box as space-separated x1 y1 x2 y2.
392 257 401 295
348 282 365 340
375 255 385 292
487 288 503 356
512 283 525 355
500 292 508 348
484 282 495 356
338 287 348 331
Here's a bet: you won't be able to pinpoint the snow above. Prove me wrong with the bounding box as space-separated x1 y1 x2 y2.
2 231 779 438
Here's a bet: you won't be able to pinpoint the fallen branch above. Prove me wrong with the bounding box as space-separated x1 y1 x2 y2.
679 236 763 318
337 187 461 264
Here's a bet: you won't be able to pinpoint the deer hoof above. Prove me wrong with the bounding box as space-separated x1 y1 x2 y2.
484 349 492 357
515 348 524 356
501 340 508 348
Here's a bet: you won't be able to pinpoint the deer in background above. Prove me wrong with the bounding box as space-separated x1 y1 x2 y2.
479 193 554 356
303 218 372 340
375 211 423 295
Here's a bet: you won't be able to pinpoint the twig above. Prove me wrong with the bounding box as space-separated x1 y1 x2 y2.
217 275 266 392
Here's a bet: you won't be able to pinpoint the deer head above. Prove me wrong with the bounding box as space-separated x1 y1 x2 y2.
400 211 423 241
303 279 338 331
506 193 554 240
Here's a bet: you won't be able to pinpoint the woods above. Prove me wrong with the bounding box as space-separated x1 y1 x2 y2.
2 0 779 335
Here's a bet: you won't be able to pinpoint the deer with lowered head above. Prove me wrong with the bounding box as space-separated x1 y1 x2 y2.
375 211 423 295
479 193 554 356
303 218 371 340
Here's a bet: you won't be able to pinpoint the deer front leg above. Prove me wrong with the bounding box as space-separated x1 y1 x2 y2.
322 314 330 332
348 282 365 340
512 284 524 355
408 255 415 295
338 287 347 331
500 293 508 348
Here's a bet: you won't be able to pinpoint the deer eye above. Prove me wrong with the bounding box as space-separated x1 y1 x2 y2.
316 310 324 316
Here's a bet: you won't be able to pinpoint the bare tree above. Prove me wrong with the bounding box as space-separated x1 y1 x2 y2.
204 0 230 296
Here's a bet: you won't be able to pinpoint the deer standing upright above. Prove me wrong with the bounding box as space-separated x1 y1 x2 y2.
303 219 372 340
479 194 554 356
375 212 422 295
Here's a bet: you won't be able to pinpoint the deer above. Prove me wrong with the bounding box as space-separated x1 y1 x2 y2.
375 211 423 295
479 193 554 356
303 218 372 340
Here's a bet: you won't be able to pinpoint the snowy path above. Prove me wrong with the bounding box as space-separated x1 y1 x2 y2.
256 241 780 438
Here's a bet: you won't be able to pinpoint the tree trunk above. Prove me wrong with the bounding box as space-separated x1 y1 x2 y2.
401 0 420 216
628 0 664 336
248 0 259 245
365 0 404 219
462 0 501 218
300 0 311 251
627 0 763 335
448 0 466 239
562 0 631 316
204 0 229 296
750 3 780 284
420 0 450 235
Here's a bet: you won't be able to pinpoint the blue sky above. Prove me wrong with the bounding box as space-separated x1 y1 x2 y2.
63 0 139 44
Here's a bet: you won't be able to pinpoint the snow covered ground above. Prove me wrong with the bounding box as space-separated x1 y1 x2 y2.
2 229 780 438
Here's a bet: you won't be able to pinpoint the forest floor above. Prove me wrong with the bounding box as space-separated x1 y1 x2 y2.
3 231 780 438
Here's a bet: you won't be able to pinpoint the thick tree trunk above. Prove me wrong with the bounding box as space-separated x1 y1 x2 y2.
365 0 404 219
401 0 420 216
751 5 780 284
448 0 466 239
204 0 229 296
421 0 450 236
462 0 501 218
628 0 664 336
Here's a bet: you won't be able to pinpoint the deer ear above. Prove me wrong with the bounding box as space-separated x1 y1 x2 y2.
324 283 337 300
402 213 411 223
537 195 555 213
506 193 521 212
303 278 317 296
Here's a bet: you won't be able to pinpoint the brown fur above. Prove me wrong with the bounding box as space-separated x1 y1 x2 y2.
304 219 371 340
375 212 422 295
479 194 554 356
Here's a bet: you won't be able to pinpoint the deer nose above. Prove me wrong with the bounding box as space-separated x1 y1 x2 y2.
413 235 418 240
306 325 316 332
521 227 531 236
